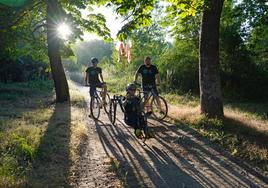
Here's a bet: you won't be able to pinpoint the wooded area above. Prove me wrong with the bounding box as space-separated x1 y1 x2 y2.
1 0 268 115
0 0 268 186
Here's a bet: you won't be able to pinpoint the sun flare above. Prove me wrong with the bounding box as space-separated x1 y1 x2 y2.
57 23 71 39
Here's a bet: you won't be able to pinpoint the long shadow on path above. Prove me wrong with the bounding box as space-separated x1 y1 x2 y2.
95 114 268 187
95 118 202 188
27 102 71 187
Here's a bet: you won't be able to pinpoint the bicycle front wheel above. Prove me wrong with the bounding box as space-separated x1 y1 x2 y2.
109 100 117 125
90 97 100 120
151 96 168 120
103 93 111 114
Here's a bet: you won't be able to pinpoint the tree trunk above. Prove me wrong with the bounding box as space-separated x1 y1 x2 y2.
199 0 224 118
46 0 69 102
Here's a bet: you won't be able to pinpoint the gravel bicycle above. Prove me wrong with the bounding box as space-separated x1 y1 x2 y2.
86 85 110 120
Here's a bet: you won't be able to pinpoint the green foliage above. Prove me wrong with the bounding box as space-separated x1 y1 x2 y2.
0 130 38 179
0 0 31 7
158 39 199 93
96 0 157 40
63 58 83 73
0 56 50 83
219 1 268 101
129 24 169 66
0 80 54 101
0 0 112 86
68 72 84 84
73 39 113 66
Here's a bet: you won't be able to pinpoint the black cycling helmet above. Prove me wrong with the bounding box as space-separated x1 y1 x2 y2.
126 83 136 91
91 57 98 64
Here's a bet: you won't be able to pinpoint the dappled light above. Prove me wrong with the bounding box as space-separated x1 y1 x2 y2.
1 0 268 187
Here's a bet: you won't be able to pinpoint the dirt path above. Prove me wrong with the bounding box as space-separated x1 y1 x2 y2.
72 85 268 188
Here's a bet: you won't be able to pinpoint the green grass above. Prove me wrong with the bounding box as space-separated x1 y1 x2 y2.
163 92 199 107
226 102 268 121
0 80 88 187
170 102 268 172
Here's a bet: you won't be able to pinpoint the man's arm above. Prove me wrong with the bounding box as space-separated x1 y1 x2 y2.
100 73 105 83
85 72 89 85
134 70 139 83
156 73 161 85
134 66 142 83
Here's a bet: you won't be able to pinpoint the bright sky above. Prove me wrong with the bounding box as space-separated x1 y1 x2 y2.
80 6 125 41
79 3 177 43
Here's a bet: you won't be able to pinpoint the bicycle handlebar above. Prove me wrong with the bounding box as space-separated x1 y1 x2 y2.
112 95 126 101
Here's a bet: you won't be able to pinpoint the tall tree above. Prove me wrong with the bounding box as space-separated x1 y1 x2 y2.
199 0 224 117
46 0 69 102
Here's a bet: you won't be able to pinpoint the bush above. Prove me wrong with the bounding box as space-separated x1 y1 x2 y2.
0 56 49 83
68 72 84 84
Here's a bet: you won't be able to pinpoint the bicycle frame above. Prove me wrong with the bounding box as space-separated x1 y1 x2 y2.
111 95 125 113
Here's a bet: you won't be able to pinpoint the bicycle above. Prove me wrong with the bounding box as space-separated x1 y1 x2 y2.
109 95 150 141
86 84 110 120
135 83 168 120
109 95 125 125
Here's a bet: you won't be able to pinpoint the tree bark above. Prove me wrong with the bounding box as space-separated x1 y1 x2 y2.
199 0 224 118
46 0 69 102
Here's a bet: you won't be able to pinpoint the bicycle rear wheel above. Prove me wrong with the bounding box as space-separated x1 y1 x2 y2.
109 100 117 125
151 96 168 120
90 97 100 120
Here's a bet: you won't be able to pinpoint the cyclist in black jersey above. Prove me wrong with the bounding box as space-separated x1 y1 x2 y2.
85 57 107 103
134 56 163 115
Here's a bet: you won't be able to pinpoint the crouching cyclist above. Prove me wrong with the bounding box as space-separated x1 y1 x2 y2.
123 83 154 139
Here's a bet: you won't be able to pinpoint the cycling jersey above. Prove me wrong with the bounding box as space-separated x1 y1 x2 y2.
86 67 102 85
137 64 159 86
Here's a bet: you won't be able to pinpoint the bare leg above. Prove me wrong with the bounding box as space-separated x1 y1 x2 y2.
155 96 162 111
101 84 107 102
144 96 151 112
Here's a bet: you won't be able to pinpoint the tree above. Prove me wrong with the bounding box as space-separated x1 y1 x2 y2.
46 0 69 102
199 0 224 117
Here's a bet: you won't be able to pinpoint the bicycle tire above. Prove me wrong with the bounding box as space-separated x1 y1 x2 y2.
151 96 168 120
142 112 149 139
103 93 111 114
90 97 100 120
109 100 117 125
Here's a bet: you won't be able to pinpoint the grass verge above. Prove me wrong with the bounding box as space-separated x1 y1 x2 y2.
0 80 88 187
169 102 268 173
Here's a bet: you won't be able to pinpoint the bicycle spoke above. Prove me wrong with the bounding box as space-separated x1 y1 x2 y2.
90 97 100 120
151 96 168 120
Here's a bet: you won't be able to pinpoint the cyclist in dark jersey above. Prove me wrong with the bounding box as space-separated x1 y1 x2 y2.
85 57 107 103
134 56 163 115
